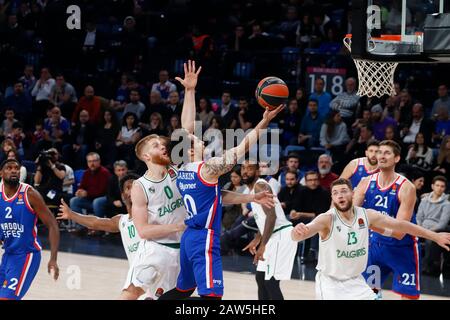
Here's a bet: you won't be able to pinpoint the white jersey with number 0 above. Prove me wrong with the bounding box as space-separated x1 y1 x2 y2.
135 166 186 243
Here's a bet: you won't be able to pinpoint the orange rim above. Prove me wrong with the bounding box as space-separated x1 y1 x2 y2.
345 34 403 42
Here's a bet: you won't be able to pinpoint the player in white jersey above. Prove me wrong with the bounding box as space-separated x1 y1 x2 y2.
241 161 297 300
291 178 450 300
57 173 144 299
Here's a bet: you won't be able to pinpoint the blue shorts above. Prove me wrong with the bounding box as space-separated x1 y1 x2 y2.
0 251 41 300
363 240 420 299
176 228 223 297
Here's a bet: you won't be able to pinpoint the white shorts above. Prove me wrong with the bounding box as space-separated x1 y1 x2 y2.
124 240 180 299
315 271 377 300
256 226 297 280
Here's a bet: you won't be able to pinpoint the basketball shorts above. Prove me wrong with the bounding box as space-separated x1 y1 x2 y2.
0 251 41 300
315 271 377 300
256 225 297 280
362 240 421 299
126 240 180 299
176 228 223 297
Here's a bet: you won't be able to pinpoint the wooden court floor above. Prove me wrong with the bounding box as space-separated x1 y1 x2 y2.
20 250 449 300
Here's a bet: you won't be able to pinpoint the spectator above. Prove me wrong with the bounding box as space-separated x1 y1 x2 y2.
345 124 375 159
49 74 78 120
95 109 120 169
432 105 450 147
91 160 129 233
222 167 245 231
296 12 313 49
196 97 214 131
274 6 300 45
71 86 107 125
400 103 434 147
165 91 182 119
116 112 142 167
383 96 401 123
433 135 450 179
118 16 143 72
295 87 308 119
63 110 95 169
126 77 149 105
139 112 167 136
31 67 55 120
297 98 324 148
0 139 16 163
416 176 450 276
18 65 36 93
237 97 261 131
227 25 248 52
278 153 302 188
42 106 70 151
215 90 237 129
140 90 168 123
405 132 434 172
7 122 27 158
167 114 181 136
278 169 301 216
123 89 145 120
280 98 301 145
308 78 332 118
115 73 130 108
33 147 66 207
79 21 104 72
6 149 26 182
398 89 414 125
151 69 177 102
329 77 360 128
431 84 450 119
3 81 32 126
290 170 330 260
69 152 112 235
62 161 75 198
410 170 426 212
371 104 397 141
320 110 350 165
0 108 18 138
316 154 339 191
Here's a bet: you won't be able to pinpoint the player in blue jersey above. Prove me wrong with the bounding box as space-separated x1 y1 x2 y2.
353 140 420 299
159 61 283 299
0 159 60 300
340 139 380 188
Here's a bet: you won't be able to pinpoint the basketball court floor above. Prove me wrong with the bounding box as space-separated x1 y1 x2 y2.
20 232 450 300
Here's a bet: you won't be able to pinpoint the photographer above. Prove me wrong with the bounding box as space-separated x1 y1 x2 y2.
34 148 66 207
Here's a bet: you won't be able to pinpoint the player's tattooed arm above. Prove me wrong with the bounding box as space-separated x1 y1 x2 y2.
201 150 238 181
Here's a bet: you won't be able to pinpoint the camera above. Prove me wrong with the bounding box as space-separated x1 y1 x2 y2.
37 150 55 167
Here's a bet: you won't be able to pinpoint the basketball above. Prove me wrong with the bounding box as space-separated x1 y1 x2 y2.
255 76 289 110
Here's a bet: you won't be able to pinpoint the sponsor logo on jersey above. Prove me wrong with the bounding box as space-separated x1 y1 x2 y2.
16 194 24 205
168 168 177 179
158 198 184 217
358 218 365 229
178 171 195 181
2 280 7 288
336 247 366 259
148 187 156 194
178 182 197 192
390 184 397 195
128 242 139 254
0 222 24 238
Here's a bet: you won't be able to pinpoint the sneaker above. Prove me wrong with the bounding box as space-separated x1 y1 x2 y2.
241 217 258 232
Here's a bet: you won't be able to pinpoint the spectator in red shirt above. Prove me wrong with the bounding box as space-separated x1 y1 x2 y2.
71 86 104 125
317 154 338 191
69 152 112 234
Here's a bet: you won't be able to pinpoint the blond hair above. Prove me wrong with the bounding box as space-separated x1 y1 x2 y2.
135 134 160 161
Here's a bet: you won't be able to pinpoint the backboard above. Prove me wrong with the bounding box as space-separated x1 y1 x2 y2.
349 0 450 62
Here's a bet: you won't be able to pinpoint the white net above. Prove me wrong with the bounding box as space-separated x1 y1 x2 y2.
343 36 398 98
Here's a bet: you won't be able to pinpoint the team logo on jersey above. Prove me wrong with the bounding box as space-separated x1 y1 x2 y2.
336 226 341 232
168 168 176 179
358 166 363 172
16 194 24 205
2 280 7 288
148 187 156 194
370 182 375 190
358 218 365 229
390 184 397 195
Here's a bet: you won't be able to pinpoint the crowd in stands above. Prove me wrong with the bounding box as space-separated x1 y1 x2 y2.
0 0 449 277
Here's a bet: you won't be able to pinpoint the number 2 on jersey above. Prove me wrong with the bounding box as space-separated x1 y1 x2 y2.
4 207 12 219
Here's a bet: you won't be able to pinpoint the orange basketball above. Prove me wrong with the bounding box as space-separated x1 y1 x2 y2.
255 76 289 110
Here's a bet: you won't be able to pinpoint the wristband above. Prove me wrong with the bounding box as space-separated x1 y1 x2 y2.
382 228 393 237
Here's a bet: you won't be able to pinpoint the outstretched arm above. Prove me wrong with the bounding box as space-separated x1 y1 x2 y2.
27 187 60 280
176 60 202 134
221 189 275 208
57 199 121 233
201 105 285 182
131 182 185 240
367 209 450 251
291 213 332 242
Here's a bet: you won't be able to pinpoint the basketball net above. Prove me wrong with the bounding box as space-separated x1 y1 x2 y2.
343 36 398 98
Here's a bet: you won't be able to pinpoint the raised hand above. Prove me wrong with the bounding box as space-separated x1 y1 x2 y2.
262 104 285 123
253 191 276 209
57 198 71 220
175 60 202 91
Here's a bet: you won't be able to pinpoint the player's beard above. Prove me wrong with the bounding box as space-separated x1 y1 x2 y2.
333 200 352 212
368 157 377 166
242 175 256 185
3 176 19 188
151 153 171 166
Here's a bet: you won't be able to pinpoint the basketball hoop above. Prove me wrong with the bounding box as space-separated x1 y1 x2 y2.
344 34 398 98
